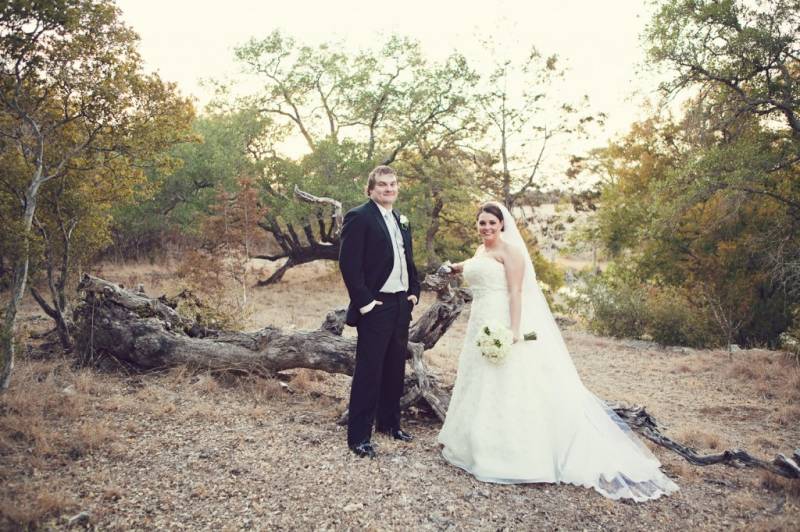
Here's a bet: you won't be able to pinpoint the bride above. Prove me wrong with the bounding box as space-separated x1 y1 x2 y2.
437 202 679 501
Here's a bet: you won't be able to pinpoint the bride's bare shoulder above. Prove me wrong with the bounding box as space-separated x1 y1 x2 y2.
499 241 524 264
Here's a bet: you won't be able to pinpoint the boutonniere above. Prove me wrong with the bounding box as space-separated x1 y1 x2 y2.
399 214 410 231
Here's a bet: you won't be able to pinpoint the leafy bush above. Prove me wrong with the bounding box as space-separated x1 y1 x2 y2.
575 267 720 347
645 286 719 348
575 266 648 339
175 250 252 330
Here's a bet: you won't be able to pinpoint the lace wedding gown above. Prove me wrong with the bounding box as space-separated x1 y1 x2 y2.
437 254 679 501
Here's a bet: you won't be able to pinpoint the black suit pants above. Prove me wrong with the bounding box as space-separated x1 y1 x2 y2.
347 292 411 447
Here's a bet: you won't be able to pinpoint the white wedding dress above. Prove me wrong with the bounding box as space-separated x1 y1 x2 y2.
437 206 679 502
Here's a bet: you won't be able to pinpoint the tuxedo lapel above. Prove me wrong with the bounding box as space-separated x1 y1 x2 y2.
368 200 394 256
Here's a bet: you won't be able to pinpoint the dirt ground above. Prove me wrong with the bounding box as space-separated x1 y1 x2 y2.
1 261 799 530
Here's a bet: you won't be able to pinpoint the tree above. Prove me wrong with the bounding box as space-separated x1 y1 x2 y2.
109 109 269 260
582 90 799 346
572 0 800 347
646 0 800 136
0 0 193 388
641 0 800 343
473 43 604 208
229 32 479 280
399 147 479 270
179 177 267 319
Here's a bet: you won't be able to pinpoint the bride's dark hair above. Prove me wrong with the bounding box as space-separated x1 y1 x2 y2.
476 202 505 231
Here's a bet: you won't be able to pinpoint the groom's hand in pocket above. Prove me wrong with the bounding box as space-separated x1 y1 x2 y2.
359 300 383 315
407 295 418 306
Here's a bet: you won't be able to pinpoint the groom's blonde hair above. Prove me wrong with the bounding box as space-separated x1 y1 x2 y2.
365 165 397 196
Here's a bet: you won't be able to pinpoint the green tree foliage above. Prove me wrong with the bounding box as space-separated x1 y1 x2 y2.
647 0 799 135
474 43 604 207
230 31 482 271
575 0 800 347
109 32 587 282
109 109 268 259
0 0 194 385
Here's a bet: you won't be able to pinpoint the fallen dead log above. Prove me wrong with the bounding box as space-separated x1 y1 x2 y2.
73 272 464 413
72 274 799 479
613 404 800 479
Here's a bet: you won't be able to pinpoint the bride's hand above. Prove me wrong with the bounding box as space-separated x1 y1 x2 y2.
512 332 521 343
437 261 463 275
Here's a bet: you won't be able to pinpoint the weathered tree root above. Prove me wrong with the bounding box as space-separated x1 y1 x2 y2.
73 273 799 479
613 404 800 479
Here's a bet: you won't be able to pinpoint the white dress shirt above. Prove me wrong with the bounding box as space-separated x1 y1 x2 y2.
359 201 409 314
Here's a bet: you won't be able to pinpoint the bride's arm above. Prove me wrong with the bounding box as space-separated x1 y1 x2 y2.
449 245 483 274
503 246 525 341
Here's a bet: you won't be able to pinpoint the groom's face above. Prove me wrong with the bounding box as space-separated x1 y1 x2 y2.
369 173 399 208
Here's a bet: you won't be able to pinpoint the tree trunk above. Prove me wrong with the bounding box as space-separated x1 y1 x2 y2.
424 195 444 271
0 259 27 391
613 404 800 479
30 286 73 350
1 173 45 391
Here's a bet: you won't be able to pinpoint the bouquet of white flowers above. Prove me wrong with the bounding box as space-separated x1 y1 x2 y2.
476 322 538 364
476 322 513 364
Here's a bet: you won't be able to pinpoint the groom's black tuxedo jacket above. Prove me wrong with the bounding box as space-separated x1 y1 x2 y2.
339 200 421 326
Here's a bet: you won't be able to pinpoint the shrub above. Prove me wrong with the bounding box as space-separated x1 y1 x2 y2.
576 267 721 347
579 267 648 339
645 286 719 347
174 250 252 329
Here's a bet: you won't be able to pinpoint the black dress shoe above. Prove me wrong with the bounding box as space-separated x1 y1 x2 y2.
350 441 376 458
379 428 413 442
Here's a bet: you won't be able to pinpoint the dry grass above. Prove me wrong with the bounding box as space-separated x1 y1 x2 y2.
73 367 116 396
758 471 800 501
671 363 694 374
289 368 316 393
774 405 800 427
753 436 780 452
0 487 76 529
2 260 799 529
727 361 761 380
725 351 800 402
97 393 137 413
751 516 800 532
240 376 285 402
698 405 731 416
0 360 89 461
74 420 118 455
102 485 123 502
187 402 225 422
789 372 800 402
726 490 763 513
661 460 700 481
675 426 723 450
191 373 221 395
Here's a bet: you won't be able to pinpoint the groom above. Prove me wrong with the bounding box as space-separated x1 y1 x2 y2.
339 165 420 458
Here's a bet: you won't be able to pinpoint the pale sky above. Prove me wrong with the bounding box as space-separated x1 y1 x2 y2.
115 0 666 187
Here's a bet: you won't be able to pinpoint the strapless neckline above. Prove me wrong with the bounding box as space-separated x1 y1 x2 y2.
470 254 503 266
